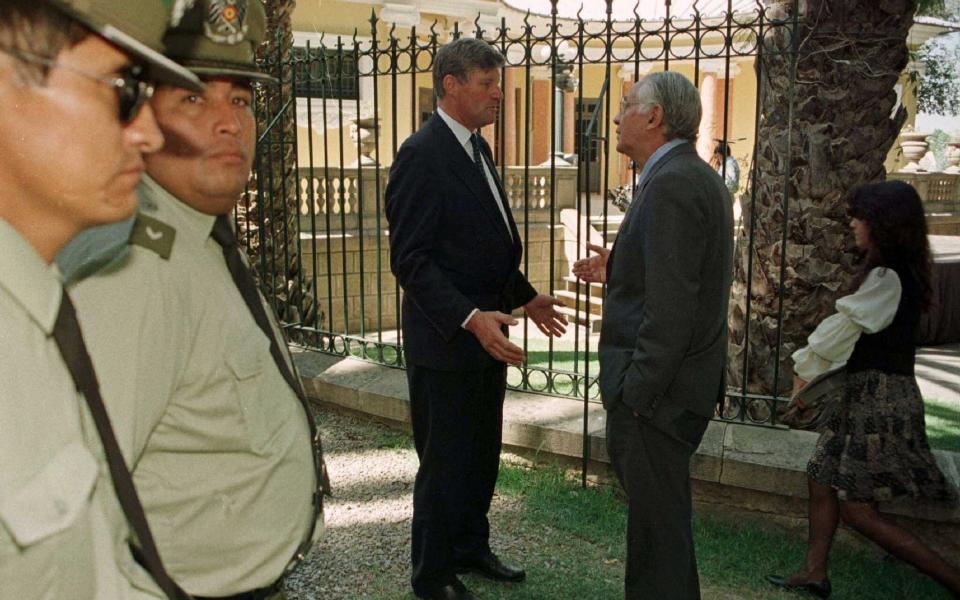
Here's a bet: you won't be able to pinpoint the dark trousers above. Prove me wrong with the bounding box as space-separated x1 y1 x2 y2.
605 401 708 600
407 362 506 595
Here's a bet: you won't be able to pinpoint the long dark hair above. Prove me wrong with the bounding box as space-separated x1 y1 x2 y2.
847 180 932 310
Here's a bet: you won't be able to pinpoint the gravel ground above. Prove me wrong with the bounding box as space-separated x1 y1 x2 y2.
284 407 755 600
284 408 419 600
284 407 582 600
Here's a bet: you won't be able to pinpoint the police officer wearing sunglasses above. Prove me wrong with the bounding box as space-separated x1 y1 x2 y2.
0 1 203 599
66 2 328 599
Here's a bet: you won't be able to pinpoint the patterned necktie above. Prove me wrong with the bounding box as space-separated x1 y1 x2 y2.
52 291 190 600
210 215 327 568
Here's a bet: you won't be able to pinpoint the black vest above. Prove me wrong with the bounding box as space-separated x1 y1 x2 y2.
846 264 920 376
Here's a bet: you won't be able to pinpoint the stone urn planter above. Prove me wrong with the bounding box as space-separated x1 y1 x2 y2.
898 127 929 172
945 139 960 174
348 117 379 168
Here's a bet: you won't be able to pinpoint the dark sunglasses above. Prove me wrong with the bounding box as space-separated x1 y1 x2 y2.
1 47 155 124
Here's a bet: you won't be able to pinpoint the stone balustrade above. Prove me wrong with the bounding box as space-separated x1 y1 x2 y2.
296 165 578 234
888 170 960 235
295 165 576 334
300 224 569 334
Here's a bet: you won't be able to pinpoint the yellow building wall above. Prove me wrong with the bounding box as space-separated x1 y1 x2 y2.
294 71 433 170
290 0 923 187
293 1 380 37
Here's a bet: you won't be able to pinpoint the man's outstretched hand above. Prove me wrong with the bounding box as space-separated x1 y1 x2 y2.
571 243 610 283
465 310 524 364
524 294 567 337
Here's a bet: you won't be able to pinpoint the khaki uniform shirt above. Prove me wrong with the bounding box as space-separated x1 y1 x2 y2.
0 220 162 600
70 176 318 596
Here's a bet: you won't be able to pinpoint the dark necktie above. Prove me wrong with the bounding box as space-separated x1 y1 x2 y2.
469 133 485 173
52 291 190 600
210 215 327 566
469 133 514 241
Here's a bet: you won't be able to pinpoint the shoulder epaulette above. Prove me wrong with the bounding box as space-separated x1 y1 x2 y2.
129 213 176 259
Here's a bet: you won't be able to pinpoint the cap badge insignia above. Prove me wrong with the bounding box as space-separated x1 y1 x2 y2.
204 0 249 44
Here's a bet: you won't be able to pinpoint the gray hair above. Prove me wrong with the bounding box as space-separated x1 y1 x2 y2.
433 37 504 99
633 71 701 141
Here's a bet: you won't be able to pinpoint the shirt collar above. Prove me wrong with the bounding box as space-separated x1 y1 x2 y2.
0 219 64 334
139 174 218 247
636 138 689 191
436 107 475 156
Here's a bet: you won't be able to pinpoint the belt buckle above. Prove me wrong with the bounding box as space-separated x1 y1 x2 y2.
280 549 308 582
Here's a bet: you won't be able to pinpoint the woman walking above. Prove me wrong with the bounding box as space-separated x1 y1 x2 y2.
768 180 960 598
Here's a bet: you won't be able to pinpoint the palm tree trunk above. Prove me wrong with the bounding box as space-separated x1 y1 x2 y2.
245 0 320 329
727 0 917 403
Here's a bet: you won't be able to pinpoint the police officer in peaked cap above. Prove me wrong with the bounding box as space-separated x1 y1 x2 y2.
69 1 328 599
0 1 201 599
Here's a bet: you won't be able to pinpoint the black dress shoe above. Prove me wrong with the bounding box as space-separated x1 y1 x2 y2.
456 552 526 583
767 574 832 598
416 578 478 600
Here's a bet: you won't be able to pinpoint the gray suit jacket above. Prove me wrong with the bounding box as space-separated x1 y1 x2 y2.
599 142 733 438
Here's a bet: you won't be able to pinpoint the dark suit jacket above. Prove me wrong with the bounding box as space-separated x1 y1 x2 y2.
598 142 733 432
385 113 536 371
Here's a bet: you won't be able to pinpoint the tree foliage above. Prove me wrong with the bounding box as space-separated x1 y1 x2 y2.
916 0 958 17
927 129 953 168
916 35 960 116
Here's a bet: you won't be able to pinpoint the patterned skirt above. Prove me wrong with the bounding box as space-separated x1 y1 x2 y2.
807 369 959 504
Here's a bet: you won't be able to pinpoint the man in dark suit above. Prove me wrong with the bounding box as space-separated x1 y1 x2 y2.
574 71 734 600
386 37 567 600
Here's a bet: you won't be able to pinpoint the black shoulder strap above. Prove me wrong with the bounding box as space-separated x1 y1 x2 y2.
53 291 192 600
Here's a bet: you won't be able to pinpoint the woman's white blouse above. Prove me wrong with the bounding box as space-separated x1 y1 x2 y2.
792 267 903 381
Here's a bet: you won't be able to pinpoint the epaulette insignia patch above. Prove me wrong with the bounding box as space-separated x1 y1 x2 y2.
130 214 176 259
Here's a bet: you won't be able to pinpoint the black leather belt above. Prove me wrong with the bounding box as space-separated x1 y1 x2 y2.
193 580 283 600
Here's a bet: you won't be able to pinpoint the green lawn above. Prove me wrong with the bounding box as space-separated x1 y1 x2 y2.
519 336 599 375
307 409 958 600
925 397 960 452
495 462 953 599
370 454 952 600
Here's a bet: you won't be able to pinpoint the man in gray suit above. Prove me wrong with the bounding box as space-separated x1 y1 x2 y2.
573 71 733 599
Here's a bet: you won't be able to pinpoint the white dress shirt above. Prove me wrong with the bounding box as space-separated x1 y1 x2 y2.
435 108 517 328
436 107 512 236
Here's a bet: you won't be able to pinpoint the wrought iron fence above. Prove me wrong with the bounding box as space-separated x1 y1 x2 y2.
245 1 801 434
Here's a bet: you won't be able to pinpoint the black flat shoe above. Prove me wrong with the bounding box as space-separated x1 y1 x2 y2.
767 574 832 598
416 578 478 600
455 552 526 583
